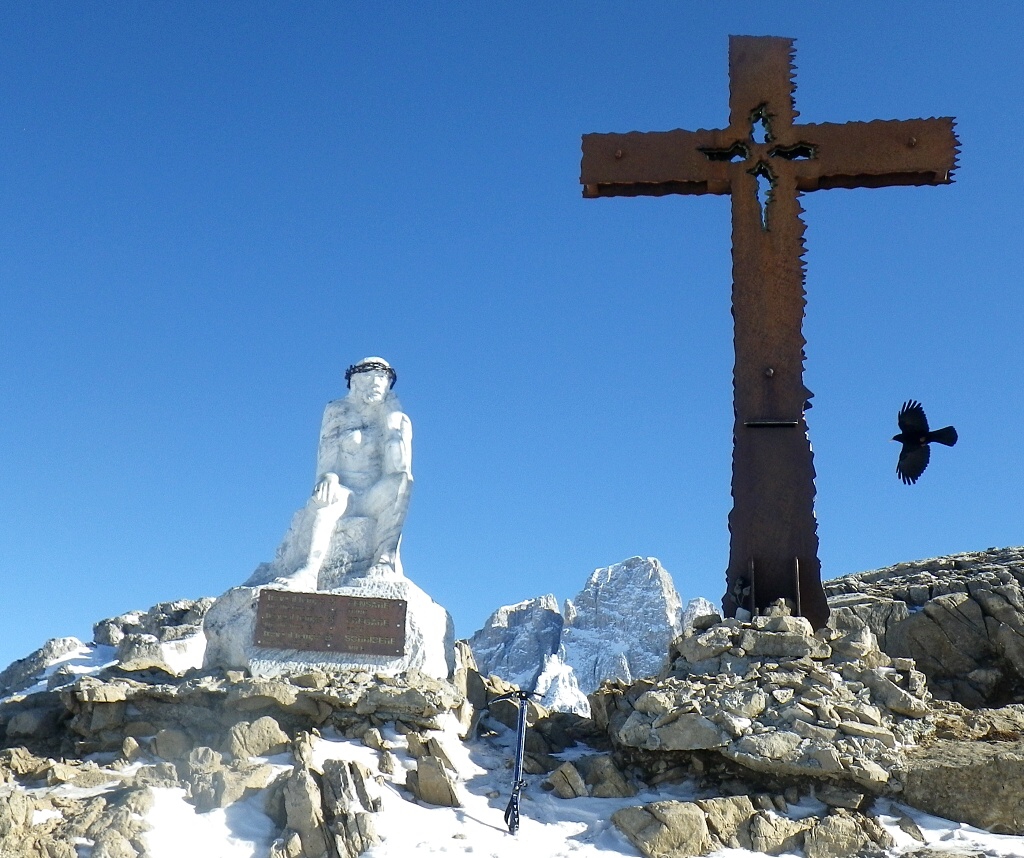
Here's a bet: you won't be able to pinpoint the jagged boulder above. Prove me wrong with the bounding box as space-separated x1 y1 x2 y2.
225 715 290 759
321 759 382 858
0 638 84 698
406 755 461 807
902 739 1024 835
826 547 1024 707
613 797 895 858
282 768 330 858
613 800 712 858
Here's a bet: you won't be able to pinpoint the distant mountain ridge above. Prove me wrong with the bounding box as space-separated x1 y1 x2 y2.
467 556 716 715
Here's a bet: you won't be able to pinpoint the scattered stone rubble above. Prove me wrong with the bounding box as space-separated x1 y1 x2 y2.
0 599 214 702
0 656 469 858
594 610 932 794
587 595 1024 855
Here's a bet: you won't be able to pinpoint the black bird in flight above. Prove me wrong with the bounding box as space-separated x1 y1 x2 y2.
893 400 958 484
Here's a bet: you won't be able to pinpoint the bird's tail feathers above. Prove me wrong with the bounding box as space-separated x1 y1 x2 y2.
929 426 958 447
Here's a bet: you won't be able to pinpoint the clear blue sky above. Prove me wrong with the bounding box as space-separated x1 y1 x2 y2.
2 3 1021 670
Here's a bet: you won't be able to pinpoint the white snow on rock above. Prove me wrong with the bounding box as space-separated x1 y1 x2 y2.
469 556 698 715
139 716 1024 858
144 787 278 858
533 652 589 715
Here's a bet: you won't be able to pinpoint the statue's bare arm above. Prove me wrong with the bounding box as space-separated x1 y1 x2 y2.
384 412 413 477
312 401 354 504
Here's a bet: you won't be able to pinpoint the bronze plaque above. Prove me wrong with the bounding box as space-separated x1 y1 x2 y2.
254 590 407 656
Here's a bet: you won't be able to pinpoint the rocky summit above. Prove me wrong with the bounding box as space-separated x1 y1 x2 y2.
825 546 1024 708
3 549 1024 858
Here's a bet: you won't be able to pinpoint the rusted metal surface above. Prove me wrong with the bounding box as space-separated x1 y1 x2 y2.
254 589 407 656
581 36 958 628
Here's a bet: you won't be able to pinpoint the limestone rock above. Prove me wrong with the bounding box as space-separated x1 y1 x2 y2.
115 631 206 676
131 763 180 789
696 795 754 848
407 756 461 807
0 747 52 780
4 704 62 740
825 547 1024 706
815 783 868 810
612 801 711 858
651 713 725 751
468 595 563 690
900 850 988 858
321 760 382 858
0 637 83 697
92 828 138 858
93 599 213 648
903 739 1024 834
544 761 588 799
270 831 304 858
153 728 193 762
0 790 34 837
599 610 932 792
467 556 692 715
747 811 812 855
803 812 872 858
189 762 274 812
226 715 290 759
561 557 683 694
575 754 636 798
283 768 330 858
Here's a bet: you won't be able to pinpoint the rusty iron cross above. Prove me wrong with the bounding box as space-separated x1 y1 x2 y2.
580 36 957 628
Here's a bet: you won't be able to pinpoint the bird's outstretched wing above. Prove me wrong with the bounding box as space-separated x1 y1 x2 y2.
898 400 929 435
897 442 930 484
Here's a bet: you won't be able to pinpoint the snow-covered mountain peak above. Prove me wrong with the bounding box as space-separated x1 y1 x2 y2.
469 556 695 715
467 594 564 690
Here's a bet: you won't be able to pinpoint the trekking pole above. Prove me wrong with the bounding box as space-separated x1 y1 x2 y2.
489 688 532 835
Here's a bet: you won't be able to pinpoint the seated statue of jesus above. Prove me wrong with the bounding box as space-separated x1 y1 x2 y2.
246 357 413 590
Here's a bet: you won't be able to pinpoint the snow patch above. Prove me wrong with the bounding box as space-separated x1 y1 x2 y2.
144 787 277 858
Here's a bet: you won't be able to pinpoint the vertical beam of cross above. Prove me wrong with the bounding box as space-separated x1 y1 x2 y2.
580 36 957 627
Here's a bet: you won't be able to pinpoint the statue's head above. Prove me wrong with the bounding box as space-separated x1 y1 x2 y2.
345 357 397 404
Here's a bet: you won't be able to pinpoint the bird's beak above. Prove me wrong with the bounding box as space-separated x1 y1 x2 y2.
891 435 899 441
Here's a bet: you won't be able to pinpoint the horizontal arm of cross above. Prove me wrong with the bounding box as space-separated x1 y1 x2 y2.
791 117 958 191
582 117 957 198
582 129 730 198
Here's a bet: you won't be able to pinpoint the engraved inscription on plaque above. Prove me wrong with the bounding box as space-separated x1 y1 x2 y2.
254 590 407 656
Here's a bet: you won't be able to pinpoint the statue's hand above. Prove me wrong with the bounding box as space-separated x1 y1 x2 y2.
312 473 343 504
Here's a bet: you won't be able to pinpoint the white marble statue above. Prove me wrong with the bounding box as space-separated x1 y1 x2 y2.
247 357 413 590
204 357 454 679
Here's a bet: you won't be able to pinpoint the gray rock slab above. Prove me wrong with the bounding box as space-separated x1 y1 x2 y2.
612 801 711 858
903 739 1024 835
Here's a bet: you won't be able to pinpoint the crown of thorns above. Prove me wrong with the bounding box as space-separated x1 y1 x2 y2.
345 360 397 389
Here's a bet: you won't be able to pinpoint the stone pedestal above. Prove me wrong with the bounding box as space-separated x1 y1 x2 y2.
202 571 455 681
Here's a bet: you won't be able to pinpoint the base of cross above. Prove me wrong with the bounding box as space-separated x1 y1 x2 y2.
724 555 830 629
